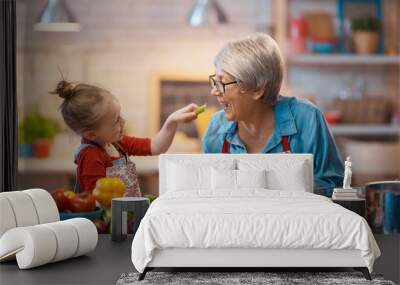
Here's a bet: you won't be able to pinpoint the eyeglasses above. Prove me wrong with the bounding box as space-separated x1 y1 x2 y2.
209 74 238 94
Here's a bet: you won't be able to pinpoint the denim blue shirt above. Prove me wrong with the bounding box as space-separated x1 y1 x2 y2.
201 95 344 196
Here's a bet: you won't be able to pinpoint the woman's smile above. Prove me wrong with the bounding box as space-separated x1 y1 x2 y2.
218 99 232 112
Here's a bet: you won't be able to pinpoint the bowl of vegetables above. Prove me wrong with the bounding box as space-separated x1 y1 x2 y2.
51 189 102 220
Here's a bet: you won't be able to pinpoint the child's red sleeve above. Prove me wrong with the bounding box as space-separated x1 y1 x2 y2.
120 135 152 156
77 148 107 194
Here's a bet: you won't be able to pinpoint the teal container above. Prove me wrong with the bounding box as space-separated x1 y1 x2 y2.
60 207 103 221
366 181 400 234
383 192 396 234
19 143 33 157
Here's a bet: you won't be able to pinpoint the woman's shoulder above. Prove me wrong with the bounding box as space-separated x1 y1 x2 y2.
282 96 324 123
283 95 320 113
280 96 327 138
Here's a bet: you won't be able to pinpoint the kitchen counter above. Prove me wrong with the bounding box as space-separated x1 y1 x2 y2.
18 133 160 174
18 132 201 175
18 155 159 175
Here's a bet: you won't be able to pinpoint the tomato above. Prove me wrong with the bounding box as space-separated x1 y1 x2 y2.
64 191 76 199
63 191 76 210
51 189 68 212
92 218 110 234
68 193 96 213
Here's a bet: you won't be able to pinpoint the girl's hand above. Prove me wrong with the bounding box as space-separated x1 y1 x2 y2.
167 103 199 125
151 103 199 155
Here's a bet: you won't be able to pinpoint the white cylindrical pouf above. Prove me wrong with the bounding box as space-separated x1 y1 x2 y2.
65 218 98 257
23 189 60 224
0 192 39 227
0 196 17 238
42 221 79 262
0 218 97 269
0 226 57 269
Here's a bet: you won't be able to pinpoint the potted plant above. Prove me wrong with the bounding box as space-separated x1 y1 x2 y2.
19 113 59 159
351 16 381 54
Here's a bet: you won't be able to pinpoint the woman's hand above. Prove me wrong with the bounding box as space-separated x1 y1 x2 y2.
167 103 199 125
150 103 199 155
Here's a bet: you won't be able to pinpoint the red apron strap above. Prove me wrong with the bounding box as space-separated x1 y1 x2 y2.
281 135 291 153
221 138 230 154
113 142 129 163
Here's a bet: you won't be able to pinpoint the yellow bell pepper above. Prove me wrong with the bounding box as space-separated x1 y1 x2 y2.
93 177 126 208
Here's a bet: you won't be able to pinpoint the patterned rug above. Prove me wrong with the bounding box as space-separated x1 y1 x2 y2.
116 271 396 285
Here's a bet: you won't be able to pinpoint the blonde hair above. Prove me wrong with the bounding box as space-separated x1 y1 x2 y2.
51 80 113 134
214 33 283 106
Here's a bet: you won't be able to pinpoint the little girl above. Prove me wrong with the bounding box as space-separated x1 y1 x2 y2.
52 80 199 195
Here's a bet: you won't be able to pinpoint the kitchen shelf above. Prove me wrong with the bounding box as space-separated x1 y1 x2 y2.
330 124 400 136
287 54 400 66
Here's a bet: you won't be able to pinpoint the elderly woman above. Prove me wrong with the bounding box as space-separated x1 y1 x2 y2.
202 33 344 196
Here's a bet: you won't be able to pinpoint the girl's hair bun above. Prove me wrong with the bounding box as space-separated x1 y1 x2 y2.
52 80 75 100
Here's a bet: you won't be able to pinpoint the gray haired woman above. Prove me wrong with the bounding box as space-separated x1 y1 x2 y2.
202 33 344 196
